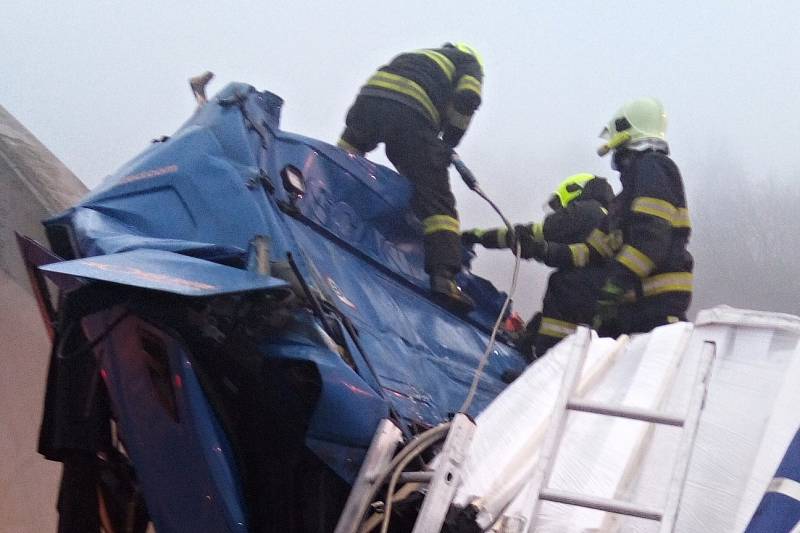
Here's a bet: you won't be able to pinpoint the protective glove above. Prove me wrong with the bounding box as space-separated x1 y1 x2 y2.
592 279 626 332
511 224 531 249
461 229 483 246
521 239 548 261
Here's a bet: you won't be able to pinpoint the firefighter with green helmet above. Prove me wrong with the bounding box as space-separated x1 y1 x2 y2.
463 173 614 359
593 97 693 336
338 43 484 312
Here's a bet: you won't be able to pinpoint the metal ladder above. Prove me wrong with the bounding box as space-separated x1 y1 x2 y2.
521 327 716 533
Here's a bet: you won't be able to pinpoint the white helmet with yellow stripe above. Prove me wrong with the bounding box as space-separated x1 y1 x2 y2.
598 97 667 156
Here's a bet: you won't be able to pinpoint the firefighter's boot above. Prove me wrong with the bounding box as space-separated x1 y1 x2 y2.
429 267 475 313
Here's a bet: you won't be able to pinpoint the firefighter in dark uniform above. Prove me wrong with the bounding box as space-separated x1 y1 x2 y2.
337 43 484 312
593 97 693 336
462 173 614 359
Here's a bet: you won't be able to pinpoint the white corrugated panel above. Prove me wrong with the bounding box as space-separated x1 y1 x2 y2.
452 306 800 533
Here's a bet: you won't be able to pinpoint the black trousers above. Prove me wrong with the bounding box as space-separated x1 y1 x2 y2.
525 269 604 358
339 96 461 273
599 291 691 338
519 310 581 360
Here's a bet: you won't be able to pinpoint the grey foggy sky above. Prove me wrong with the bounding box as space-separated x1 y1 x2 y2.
2 1 799 316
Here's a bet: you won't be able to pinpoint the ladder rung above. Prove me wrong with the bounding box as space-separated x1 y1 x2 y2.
539 487 664 521
567 398 685 427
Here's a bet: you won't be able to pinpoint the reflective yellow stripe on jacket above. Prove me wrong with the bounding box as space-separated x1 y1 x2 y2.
495 227 508 247
366 71 440 125
631 196 676 222
631 196 692 229
586 228 614 258
423 215 460 235
531 222 544 241
538 317 577 339
569 243 590 267
455 75 482 97
616 244 656 278
673 208 691 229
642 272 693 297
415 50 455 81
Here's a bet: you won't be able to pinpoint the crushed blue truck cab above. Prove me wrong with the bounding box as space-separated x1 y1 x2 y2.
33 83 525 532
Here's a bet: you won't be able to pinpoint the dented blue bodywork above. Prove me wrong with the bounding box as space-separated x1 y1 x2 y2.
43 83 525 531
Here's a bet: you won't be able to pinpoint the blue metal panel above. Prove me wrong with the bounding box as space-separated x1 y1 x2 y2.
95 313 247 533
746 427 800 532
262 318 390 482
41 249 289 297
286 222 521 424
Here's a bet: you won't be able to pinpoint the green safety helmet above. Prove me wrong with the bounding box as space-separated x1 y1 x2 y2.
549 173 597 209
445 42 484 72
597 97 667 156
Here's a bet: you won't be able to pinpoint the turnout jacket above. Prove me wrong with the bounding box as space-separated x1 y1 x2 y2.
359 47 483 147
473 199 609 321
607 149 693 301
472 199 607 265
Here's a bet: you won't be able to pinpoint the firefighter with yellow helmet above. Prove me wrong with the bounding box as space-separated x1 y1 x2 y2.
463 173 614 358
338 43 484 312
593 97 693 336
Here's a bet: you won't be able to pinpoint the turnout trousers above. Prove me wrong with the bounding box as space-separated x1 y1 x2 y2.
598 291 691 339
339 96 461 273
519 268 605 360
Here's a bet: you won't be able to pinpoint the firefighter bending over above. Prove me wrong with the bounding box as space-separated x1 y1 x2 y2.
593 97 693 336
463 174 614 359
338 43 484 312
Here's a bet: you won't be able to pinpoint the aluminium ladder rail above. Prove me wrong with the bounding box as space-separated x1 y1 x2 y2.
410 413 476 533
334 419 403 533
521 327 716 533
334 414 476 533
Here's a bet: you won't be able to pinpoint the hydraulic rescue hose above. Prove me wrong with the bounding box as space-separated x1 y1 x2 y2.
356 423 452 533
363 154 523 533
451 152 523 414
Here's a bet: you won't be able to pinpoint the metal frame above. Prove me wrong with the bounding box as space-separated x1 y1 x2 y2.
334 419 403 533
522 326 593 531
411 413 476 533
335 413 477 533
659 341 716 532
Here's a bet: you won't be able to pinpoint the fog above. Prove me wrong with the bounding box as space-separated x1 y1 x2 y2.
2 1 799 318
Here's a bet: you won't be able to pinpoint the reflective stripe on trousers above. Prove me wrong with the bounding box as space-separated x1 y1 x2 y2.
422 214 460 235
538 317 578 339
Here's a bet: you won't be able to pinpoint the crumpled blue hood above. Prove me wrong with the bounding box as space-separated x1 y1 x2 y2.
47 81 525 433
